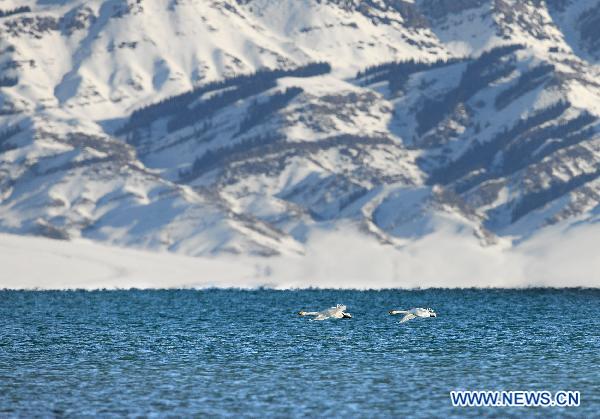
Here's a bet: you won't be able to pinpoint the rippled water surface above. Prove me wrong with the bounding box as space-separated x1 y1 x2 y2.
1 289 598 417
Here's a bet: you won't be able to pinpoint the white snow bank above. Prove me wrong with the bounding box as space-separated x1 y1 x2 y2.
1 221 599 290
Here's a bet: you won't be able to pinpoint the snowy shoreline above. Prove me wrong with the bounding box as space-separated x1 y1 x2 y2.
2 221 599 290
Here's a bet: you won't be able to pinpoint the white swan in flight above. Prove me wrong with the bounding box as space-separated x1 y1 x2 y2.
298 304 352 320
389 307 437 323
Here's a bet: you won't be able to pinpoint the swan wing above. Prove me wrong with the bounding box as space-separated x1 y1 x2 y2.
399 313 417 323
324 305 345 318
413 308 428 317
299 311 320 317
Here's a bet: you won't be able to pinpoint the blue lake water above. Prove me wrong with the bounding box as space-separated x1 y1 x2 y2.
0 289 598 417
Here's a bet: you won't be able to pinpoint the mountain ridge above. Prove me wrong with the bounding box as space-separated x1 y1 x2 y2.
0 0 598 256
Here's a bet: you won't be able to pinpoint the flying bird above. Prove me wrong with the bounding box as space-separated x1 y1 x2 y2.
389 307 437 323
298 304 352 320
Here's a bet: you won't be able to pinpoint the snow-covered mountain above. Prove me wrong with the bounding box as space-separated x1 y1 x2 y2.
0 0 599 256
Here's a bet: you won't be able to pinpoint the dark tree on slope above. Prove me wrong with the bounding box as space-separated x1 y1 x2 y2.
0 76 18 87
495 64 554 110
118 62 331 135
237 87 303 135
166 78 277 133
181 133 284 180
356 57 462 92
501 112 596 174
511 169 600 222
0 125 21 151
0 6 31 18
427 101 571 186
416 44 525 135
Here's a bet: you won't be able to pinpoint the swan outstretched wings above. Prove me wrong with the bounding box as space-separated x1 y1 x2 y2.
389 308 436 323
299 304 352 320
399 313 417 323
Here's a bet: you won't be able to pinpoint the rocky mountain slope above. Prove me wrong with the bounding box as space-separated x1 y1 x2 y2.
0 0 598 256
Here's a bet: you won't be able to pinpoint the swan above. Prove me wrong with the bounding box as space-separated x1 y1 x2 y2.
389 307 436 323
298 304 352 320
